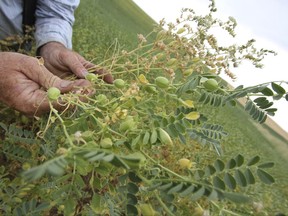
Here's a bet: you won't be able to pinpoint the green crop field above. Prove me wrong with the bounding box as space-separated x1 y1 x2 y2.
73 0 155 62
1 0 288 215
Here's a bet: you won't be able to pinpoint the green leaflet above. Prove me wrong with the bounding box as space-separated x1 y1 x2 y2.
257 169 275 185
271 82 286 95
224 192 251 203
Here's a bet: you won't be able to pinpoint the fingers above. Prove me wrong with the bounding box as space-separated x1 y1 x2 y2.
0 52 93 117
19 55 68 90
18 55 93 116
59 50 114 83
90 67 114 84
26 81 92 117
59 51 89 78
39 42 114 83
20 55 91 93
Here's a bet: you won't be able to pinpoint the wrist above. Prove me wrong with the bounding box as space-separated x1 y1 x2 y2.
37 41 66 56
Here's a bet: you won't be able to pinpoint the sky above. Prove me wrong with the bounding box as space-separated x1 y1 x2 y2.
133 0 288 132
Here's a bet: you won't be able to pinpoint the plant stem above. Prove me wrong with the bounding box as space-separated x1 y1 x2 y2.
211 201 242 216
107 127 126 138
140 150 186 181
154 192 176 216
50 103 76 148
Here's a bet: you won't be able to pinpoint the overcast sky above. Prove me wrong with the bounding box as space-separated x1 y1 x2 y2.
133 0 288 132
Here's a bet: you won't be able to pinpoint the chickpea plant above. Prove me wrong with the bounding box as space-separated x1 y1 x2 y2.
1 1 288 215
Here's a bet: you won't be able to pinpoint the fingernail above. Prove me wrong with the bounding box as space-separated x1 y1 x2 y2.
60 80 72 88
81 70 89 77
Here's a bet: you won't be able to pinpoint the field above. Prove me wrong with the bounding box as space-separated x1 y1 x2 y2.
0 0 288 215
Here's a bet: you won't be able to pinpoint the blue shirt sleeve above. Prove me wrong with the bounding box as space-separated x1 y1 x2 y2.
35 0 80 49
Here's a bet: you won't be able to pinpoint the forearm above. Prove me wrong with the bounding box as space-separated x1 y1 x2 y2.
35 18 73 49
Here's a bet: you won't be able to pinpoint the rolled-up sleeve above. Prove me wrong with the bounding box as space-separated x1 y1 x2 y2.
35 0 80 49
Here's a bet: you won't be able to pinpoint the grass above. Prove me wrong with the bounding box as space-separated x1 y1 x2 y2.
72 0 288 214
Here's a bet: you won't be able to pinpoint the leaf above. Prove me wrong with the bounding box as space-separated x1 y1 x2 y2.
224 172 236 190
214 159 225 172
160 191 175 203
167 124 178 138
150 129 158 144
128 172 142 183
0 122 7 131
185 112 200 120
265 108 277 113
257 169 275 184
35 202 50 212
190 186 205 200
213 176 225 190
224 192 251 203
179 184 195 197
258 162 275 169
127 182 139 194
229 100 237 106
247 155 260 166
203 94 211 105
259 112 268 124
131 135 141 148
254 97 269 106
111 156 129 169
226 158 236 169
244 168 255 184
235 169 247 187
260 87 274 96
102 154 114 162
273 94 283 100
175 122 186 134
205 165 216 176
158 182 174 191
91 194 102 213
127 193 138 205
208 189 219 201
235 85 244 90
259 101 273 109
266 111 275 117
235 154 244 167
198 92 208 103
85 152 106 162
64 197 77 216
142 131 150 145
46 162 65 176
271 82 286 94
253 97 266 104
244 100 253 111
126 204 138 216
167 183 184 194
147 182 162 191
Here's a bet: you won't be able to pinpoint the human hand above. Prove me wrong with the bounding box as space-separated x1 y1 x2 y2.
38 42 113 83
0 52 91 116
